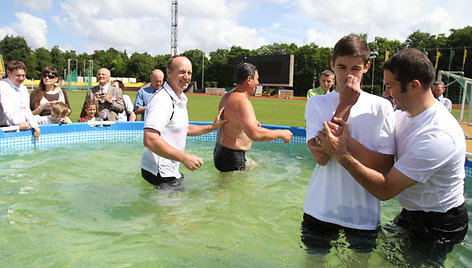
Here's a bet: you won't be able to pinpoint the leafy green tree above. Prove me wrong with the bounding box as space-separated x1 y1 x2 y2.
404 30 438 49
448 26 472 47
365 37 405 94
183 49 206 89
0 35 32 64
207 48 230 88
35 47 53 70
294 43 331 96
32 47 53 77
25 54 38 79
222 46 252 87
2 27 472 96
447 26 472 77
254 43 298 56
154 54 170 71
50 46 67 76
110 53 128 77
126 52 155 82
403 30 447 63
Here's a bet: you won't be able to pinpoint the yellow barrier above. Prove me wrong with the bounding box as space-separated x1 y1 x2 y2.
22 80 144 89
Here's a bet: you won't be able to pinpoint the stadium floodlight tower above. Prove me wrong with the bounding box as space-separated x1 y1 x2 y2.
171 0 178 56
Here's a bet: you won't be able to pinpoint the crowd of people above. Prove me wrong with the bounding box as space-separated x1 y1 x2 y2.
0 34 468 265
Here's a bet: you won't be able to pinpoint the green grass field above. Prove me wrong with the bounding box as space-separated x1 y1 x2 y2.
66 90 308 127
66 90 463 128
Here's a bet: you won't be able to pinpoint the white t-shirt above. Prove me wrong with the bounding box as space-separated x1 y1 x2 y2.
438 95 452 112
395 102 465 212
0 78 38 128
34 114 53 125
304 90 395 230
117 94 134 121
140 82 189 178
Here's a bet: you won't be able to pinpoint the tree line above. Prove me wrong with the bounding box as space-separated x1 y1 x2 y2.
1 26 471 98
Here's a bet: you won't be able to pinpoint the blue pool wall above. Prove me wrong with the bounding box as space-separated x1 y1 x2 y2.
0 121 306 152
1 121 471 177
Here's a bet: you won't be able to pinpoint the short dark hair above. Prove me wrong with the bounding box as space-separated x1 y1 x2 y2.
332 34 370 64
6 60 27 73
433 80 445 87
383 48 435 93
233 62 257 85
112 80 125 90
320 70 335 78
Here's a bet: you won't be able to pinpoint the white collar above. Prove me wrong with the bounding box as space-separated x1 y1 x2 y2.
100 84 109 92
163 82 187 103
5 78 21 91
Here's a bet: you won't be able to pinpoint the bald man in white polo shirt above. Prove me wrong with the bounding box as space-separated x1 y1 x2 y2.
140 55 226 189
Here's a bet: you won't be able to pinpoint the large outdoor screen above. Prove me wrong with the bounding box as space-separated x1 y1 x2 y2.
234 55 294 87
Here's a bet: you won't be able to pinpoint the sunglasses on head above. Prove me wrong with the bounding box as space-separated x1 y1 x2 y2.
43 74 56 79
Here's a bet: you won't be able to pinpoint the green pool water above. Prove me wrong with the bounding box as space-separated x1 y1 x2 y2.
0 140 471 267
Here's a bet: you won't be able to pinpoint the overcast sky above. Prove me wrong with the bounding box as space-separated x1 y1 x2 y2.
1 0 471 56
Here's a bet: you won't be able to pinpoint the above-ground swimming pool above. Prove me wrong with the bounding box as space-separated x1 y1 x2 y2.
0 122 471 267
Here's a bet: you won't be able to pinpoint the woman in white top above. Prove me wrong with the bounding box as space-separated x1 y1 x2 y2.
30 66 71 117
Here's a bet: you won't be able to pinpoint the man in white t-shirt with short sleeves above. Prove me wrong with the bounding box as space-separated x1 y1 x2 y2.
319 48 467 266
302 35 395 254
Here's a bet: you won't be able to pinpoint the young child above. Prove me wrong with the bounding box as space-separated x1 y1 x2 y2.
78 100 102 122
50 102 72 124
36 102 72 125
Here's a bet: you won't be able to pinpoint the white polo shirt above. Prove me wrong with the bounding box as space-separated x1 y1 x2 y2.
141 82 189 178
0 78 38 128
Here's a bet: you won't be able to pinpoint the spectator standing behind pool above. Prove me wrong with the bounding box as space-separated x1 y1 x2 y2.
318 48 468 265
0 60 40 139
141 56 227 189
302 35 395 254
78 100 103 122
213 62 293 172
85 68 124 121
134 69 164 121
112 80 136 121
432 80 452 112
306 69 335 99
30 66 71 120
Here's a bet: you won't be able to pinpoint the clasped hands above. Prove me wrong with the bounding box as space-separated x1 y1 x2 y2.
311 117 349 158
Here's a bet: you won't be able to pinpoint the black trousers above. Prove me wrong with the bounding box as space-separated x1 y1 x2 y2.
385 203 469 267
301 213 379 254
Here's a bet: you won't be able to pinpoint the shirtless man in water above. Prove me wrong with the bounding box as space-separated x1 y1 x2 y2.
213 62 293 172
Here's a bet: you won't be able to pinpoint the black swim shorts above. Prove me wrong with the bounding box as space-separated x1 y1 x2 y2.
213 142 246 172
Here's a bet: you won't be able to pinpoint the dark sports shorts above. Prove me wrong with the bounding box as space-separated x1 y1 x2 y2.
301 213 379 254
141 168 184 190
213 142 246 172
